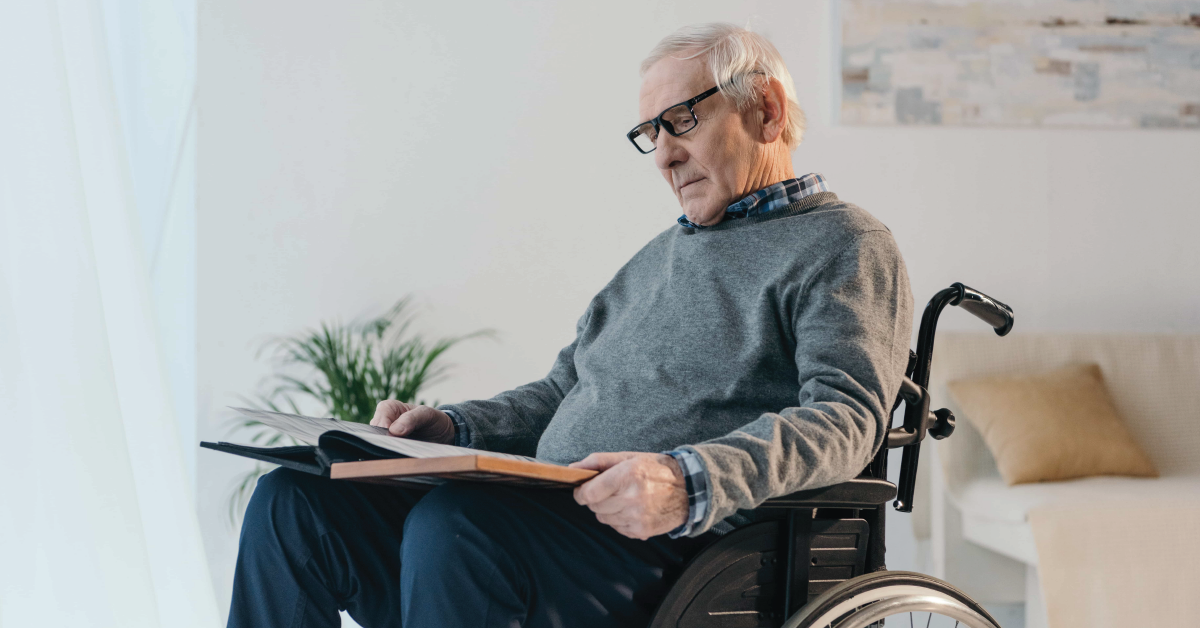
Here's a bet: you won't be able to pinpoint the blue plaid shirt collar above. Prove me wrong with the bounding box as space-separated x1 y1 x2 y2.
677 173 831 229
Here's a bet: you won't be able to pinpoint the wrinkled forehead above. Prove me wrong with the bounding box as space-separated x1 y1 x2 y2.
638 56 712 121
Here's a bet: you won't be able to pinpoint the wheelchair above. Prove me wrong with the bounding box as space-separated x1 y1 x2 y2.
647 282 1015 628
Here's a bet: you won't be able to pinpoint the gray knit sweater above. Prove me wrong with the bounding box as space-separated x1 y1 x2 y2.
440 191 914 535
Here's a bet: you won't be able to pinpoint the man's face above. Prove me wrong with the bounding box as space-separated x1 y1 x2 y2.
639 56 760 227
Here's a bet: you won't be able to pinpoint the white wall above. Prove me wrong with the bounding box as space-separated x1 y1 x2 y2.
198 0 1200 618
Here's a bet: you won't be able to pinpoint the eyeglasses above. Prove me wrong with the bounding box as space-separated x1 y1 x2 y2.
626 85 720 154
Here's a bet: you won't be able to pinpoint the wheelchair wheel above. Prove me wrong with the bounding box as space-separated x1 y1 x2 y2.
782 571 1000 628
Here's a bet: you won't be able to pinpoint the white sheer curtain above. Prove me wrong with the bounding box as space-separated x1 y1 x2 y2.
0 1 216 626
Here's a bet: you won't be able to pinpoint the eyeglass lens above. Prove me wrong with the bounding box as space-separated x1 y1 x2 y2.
661 104 697 135
631 122 657 152
630 103 698 152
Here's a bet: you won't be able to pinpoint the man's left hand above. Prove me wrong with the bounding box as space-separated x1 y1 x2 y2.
569 452 688 540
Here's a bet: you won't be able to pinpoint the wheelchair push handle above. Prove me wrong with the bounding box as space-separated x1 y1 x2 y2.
951 282 1014 336
887 281 1015 513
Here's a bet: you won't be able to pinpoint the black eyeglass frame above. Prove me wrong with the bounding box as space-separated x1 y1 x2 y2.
626 85 721 154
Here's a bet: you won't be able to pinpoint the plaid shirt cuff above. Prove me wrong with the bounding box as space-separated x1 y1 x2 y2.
442 408 472 448
664 448 709 538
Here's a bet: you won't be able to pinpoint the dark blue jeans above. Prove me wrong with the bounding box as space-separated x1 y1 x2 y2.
228 468 716 627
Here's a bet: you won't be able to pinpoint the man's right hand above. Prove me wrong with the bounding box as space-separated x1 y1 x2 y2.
369 400 456 445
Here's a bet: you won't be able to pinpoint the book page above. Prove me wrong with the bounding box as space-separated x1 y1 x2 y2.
231 407 547 464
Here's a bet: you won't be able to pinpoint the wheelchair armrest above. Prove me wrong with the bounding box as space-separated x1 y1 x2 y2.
758 477 897 509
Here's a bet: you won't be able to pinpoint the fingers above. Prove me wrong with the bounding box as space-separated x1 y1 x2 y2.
568 451 637 471
595 505 674 540
595 505 644 529
388 405 453 442
597 515 650 541
387 406 428 437
370 400 411 428
573 462 629 506
585 496 627 515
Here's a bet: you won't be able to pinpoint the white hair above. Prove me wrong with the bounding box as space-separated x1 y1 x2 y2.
641 23 806 150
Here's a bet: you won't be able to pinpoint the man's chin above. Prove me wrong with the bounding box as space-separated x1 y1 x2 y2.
682 205 722 227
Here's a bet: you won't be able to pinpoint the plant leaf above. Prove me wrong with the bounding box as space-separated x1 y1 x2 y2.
226 297 491 518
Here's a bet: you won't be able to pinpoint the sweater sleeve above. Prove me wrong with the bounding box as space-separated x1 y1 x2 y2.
436 305 590 457
679 230 913 536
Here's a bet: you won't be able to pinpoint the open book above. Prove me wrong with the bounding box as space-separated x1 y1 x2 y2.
201 408 596 488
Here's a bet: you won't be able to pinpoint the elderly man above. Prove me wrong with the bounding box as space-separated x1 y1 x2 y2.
228 23 913 628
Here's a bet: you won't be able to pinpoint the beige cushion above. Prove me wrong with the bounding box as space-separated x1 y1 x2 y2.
948 363 1158 486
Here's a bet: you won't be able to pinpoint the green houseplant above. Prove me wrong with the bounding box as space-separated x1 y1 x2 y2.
227 297 491 522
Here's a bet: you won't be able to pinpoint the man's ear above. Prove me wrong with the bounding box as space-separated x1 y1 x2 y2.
756 77 789 145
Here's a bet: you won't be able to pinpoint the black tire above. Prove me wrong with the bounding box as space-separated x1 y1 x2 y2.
783 571 1001 628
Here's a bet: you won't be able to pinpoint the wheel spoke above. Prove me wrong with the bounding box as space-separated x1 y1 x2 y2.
801 575 990 628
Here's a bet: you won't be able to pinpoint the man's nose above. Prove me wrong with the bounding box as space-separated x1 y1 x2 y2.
653 132 687 172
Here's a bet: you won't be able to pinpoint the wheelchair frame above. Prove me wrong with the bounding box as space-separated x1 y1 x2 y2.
648 283 1014 628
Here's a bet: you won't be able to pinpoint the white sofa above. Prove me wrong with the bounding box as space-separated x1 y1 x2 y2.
919 333 1200 627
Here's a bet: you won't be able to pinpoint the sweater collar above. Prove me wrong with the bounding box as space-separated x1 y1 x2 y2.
677 173 831 229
